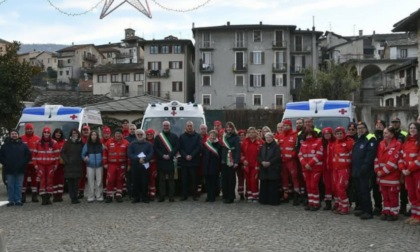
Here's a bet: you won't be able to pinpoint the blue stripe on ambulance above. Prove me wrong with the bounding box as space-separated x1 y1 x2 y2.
22 107 45 115
323 101 350 110
285 102 310 110
57 107 82 115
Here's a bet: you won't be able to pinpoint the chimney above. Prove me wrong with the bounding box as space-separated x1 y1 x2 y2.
359 30 363 36
373 30 375 35
192 22 195 28
259 21 263 25
227 21 230 26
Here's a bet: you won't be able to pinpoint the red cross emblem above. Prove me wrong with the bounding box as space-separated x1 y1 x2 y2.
171 110 177 116
70 114 78 120
338 109 347 115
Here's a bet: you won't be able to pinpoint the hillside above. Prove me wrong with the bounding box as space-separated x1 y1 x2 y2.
18 43 68 54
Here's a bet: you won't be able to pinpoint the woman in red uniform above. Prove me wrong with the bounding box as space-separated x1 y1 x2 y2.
321 127 335 210
375 126 401 221
298 127 323 211
399 122 420 225
52 128 66 202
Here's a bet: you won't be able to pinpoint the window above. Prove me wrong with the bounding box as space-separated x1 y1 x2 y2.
235 75 245 86
161 45 170 54
272 74 284 87
147 82 161 97
172 81 183 92
253 30 262 42
202 94 211 105
203 32 211 48
134 73 144 81
59 71 63 76
66 70 69 75
202 75 211 86
400 49 408 58
235 31 245 47
251 51 264 65
385 98 394 107
122 73 130 82
250 74 265 87
295 35 303 51
67 59 71 63
236 94 246 109
150 45 159 54
111 74 119 82
98 75 107 83
201 52 212 65
48 58 50 63
291 55 306 72
275 94 284 108
253 94 262 106
148 62 161 70
294 77 303 89
169 61 183 69
173 45 182 54
274 30 284 46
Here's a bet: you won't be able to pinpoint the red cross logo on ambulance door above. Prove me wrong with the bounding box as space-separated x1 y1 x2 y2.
338 109 347 115
70 114 78 120
171 110 177 116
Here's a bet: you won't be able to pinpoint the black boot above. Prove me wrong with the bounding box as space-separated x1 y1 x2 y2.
78 191 84 199
22 193 26 203
46 194 52 205
399 204 407 215
323 200 332 211
292 193 300 206
32 192 39 203
41 195 48 205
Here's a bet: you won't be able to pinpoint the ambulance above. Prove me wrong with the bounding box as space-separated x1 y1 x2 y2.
282 99 355 130
16 105 103 138
140 101 206 136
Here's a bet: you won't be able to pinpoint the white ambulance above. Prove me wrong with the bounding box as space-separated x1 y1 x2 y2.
140 101 206 136
16 105 103 138
282 99 355 129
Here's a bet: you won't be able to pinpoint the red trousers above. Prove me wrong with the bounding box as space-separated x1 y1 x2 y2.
245 165 258 199
78 163 87 192
323 169 333 201
53 164 64 196
38 164 55 195
332 169 350 213
302 170 322 207
106 164 126 197
148 162 157 198
380 184 400 216
405 171 420 220
281 160 300 193
237 165 245 196
22 164 38 193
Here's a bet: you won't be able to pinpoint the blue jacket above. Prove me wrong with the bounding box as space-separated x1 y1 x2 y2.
351 132 377 178
128 140 153 170
0 137 31 175
178 131 202 167
81 143 103 168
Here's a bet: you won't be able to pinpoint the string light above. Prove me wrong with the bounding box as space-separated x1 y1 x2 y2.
150 0 212 12
46 0 105 16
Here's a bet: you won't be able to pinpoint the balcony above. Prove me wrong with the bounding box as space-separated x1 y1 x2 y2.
290 66 305 74
233 41 247 50
199 41 214 50
272 40 287 49
57 61 64 68
116 52 133 59
232 64 247 72
83 55 98 63
272 63 287 72
199 64 214 73
146 69 170 78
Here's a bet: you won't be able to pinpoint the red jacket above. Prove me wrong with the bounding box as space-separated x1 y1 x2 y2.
277 130 298 162
21 133 41 165
374 138 401 186
241 137 264 167
399 135 420 173
332 136 354 170
33 138 60 166
103 138 130 167
323 140 335 171
298 136 323 172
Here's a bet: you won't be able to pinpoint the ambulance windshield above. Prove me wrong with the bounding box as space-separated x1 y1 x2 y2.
142 117 205 136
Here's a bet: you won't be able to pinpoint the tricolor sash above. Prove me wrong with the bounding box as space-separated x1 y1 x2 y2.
222 134 234 166
204 140 219 156
158 132 173 153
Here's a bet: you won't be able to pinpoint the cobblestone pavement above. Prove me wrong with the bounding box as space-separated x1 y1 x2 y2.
0 183 419 252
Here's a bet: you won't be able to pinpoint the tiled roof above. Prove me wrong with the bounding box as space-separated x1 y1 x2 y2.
56 44 94 52
33 90 112 107
393 8 420 32
387 38 418 47
86 95 169 112
0 38 11 44
87 63 144 74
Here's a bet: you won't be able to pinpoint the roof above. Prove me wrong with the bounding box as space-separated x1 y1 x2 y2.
385 58 418 73
386 38 418 47
33 90 112 107
0 38 11 44
56 44 95 53
192 24 297 34
87 63 144 74
86 95 170 112
393 8 420 32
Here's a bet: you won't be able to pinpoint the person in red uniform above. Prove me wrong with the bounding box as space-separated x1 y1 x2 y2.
33 126 60 205
321 127 335 210
52 128 66 202
399 122 420 225
241 127 264 202
298 127 323 211
21 123 41 203
78 124 90 199
332 126 354 215
374 126 401 221
237 129 247 200
278 120 300 205
103 128 130 203
101 126 112 198
145 128 157 201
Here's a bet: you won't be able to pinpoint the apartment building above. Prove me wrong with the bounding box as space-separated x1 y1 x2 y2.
139 35 195 102
0 38 11 56
18 51 58 71
192 22 322 109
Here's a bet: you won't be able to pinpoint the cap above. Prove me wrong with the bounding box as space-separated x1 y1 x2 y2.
283 119 292 126
82 125 90 130
103 126 111 134
213 120 222 126
238 129 246 135
25 123 34 130
391 117 401 123
376 119 386 128
322 127 333 134
145 128 155 135
114 128 123 134
42 126 51 133
335 126 346 133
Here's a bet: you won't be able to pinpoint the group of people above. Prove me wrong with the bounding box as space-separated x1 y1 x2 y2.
1 116 420 226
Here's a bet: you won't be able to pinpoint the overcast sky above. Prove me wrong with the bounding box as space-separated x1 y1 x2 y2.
0 0 419 45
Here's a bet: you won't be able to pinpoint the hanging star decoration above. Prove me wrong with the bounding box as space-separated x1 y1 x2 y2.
100 0 152 19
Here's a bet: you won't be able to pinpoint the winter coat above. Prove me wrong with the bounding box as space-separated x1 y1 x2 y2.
351 133 377 178
0 138 30 175
21 133 40 165
81 142 103 168
258 141 281 180
298 136 323 172
202 140 222 176
61 138 84 179
277 130 298 162
103 138 130 167
241 137 264 168
128 140 154 170
399 135 420 174
33 138 60 167
154 131 179 172
221 133 241 166
178 131 202 167
332 136 354 170
125 134 137 143
374 138 401 186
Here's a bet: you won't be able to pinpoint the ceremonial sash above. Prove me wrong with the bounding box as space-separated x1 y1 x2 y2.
158 133 173 153
222 134 234 166
205 140 219 156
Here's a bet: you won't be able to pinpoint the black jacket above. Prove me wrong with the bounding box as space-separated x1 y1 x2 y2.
128 140 154 170
154 131 179 172
0 137 30 175
178 131 202 167
221 133 241 166
61 138 84 179
351 133 377 178
258 141 281 180
202 141 222 176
